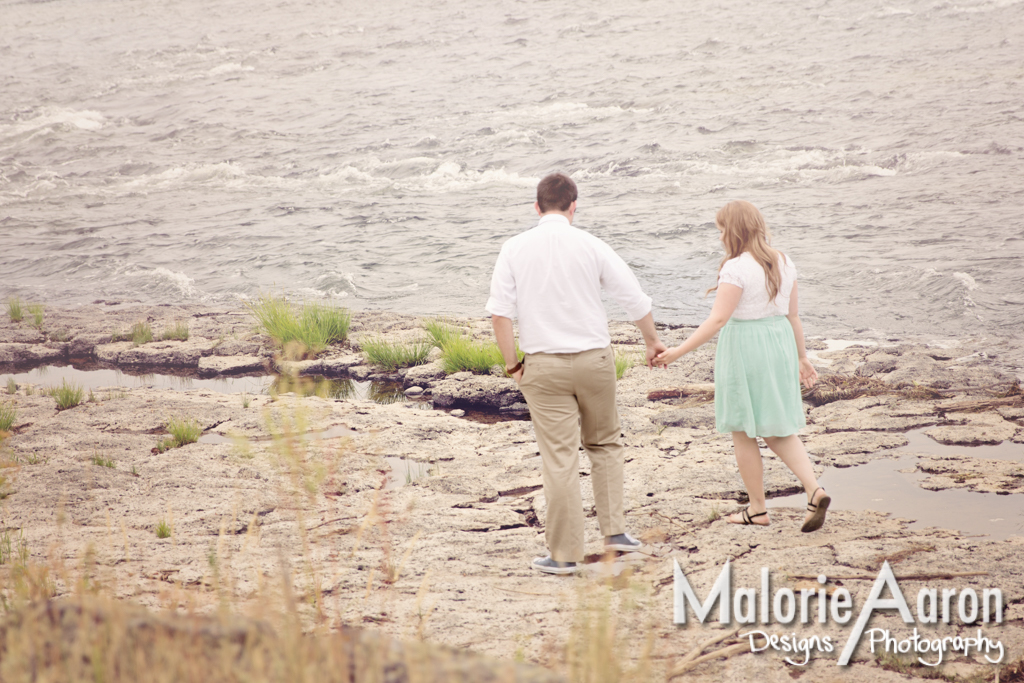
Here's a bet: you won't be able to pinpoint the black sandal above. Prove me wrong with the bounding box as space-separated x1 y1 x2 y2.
731 507 768 525
801 487 831 533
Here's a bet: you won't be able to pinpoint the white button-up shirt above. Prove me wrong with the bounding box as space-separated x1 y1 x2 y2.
485 214 652 354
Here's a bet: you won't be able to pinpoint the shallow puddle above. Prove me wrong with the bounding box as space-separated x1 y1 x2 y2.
2 363 268 394
0 363 414 405
385 456 433 489
768 430 1024 540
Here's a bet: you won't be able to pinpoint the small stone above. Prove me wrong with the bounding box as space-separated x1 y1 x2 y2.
450 409 466 417
405 386 424 396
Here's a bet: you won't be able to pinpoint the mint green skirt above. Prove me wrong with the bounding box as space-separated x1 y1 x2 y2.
714 316 806 438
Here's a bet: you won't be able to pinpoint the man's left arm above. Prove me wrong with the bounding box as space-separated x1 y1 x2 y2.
598 243 666 367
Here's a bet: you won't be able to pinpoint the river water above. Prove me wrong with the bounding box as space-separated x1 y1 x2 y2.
2 0 1022 372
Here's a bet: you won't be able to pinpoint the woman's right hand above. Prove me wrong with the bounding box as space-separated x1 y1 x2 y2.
798 357 818 389
653 346 683 368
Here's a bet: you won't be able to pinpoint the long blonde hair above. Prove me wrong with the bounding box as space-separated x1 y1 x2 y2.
707 200 784 301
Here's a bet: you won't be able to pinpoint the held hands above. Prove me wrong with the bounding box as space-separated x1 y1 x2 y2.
646 339 669 368
799 357 818 389
652 345 685 368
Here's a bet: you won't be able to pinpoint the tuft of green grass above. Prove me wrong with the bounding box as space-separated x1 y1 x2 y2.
162 416 202 450
360 336 433 372
245 294 350 357
49 329 71 342
439 336 506 374
91 454 116 469
0 527 29 566
615 349 638 380
112 321 154 346
27 303 44 329
6 378 16 395
47 379 84 410
155 520 171 539
0 402 16 433
6 297 23 323
130 321 153 346
423 317 464 351
160 320 190 341
706 505 721 523
241 392 251 409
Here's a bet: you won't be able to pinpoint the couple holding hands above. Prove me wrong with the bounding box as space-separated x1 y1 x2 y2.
486 173 829 575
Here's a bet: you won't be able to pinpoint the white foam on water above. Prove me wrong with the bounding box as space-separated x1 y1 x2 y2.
123 266 201 299
0 107 106 142
124 163 248 191
316 166 383 186
486 101 647 126
394 163 538 192
953 271 979 290
668 146 902 186
296 287 350 300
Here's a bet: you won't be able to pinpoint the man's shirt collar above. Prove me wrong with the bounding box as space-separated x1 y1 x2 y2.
537 213 571 227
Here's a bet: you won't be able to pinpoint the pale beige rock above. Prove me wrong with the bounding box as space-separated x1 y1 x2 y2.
804 430 908 466
198 355 266 376
1 305 1023 683
926 412 1018 445
915 455 1024 494
808 396 940 433
0 343 65 364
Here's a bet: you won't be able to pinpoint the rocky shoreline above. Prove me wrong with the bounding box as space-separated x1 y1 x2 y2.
0 303 1022 681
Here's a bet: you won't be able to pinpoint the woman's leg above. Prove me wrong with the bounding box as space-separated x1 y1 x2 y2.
728 431 769 525
763 434 828 523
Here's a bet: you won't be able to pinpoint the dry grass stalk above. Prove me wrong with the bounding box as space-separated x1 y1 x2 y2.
667 627 761 678
0 390 564 683
935 395 1022 414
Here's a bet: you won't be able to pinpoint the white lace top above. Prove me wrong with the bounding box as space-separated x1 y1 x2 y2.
717 251 797 320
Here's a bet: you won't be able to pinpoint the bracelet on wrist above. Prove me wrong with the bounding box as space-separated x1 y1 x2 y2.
505 361 523 376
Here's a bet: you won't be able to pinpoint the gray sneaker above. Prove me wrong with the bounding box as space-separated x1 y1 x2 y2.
604 532 642 552
532 556 578 575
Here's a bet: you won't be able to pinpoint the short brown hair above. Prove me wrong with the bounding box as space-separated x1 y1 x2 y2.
536 173 577 213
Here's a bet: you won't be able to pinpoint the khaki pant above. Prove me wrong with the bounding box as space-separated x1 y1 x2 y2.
518 346 625 562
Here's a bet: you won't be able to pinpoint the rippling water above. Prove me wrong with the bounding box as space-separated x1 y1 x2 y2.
2 0 1022 372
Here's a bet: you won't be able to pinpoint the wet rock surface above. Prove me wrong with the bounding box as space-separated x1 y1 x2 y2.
0 306 1021 681
915 456 1024 494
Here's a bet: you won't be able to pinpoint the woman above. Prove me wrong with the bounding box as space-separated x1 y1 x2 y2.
655 200 829 532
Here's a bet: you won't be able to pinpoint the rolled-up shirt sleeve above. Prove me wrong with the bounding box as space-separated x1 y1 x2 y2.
485 246 518 318
597 242 652 321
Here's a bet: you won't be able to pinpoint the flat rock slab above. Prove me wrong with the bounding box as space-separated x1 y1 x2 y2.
916 456 1024 494
808 396 941 432
97 340 214 366
804 430 908 467
925 412 1019 446
0 343 66 364
652 404 716 430
198 355 267 376
2 305 1024 683
431 373 525 410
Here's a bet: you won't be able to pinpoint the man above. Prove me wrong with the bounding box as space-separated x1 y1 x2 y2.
486 172 666 575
